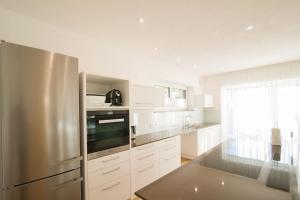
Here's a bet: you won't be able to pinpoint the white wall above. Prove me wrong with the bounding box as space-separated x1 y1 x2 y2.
202 60 300 123
0 7 199 88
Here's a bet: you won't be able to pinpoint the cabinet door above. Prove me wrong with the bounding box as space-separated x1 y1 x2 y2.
197 130 207 155
88 161 130 190
131 160 160 194
131 85 165 107
159 153 180 177
89 175 130 200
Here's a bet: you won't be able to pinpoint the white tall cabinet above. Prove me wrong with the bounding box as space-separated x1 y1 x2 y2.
79 72 131 200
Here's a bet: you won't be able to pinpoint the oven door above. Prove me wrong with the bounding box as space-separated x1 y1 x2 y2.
87 110 129 160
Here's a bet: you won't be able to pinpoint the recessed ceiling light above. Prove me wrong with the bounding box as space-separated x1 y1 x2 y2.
245 26 254 31
154 47 158 51
194 187 198 192
139 18 144 23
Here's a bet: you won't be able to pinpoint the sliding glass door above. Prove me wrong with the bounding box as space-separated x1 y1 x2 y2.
221 78 300 162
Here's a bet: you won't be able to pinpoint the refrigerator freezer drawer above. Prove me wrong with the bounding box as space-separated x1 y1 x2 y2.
3 168 82 200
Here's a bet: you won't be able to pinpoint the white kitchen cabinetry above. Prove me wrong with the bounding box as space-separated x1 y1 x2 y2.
158 136 181 177
131 85 165 108
88 150 131 200
204 94 214 108
181 125 221 159
131 136 181 196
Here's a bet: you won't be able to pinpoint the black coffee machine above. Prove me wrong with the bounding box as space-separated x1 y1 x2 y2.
105 89 122 106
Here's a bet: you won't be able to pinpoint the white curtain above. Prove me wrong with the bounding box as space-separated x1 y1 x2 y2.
221 78 300 163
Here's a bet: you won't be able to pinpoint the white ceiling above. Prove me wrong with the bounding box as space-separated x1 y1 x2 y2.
1 0 300 75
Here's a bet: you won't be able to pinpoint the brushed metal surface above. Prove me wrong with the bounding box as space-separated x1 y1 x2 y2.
3 168 82 200
0 42 80 188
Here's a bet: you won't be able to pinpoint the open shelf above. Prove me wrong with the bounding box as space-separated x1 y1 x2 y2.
86 106 130 111
85 74 130 107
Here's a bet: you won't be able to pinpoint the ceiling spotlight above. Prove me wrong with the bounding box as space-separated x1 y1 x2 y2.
139 18 144 23
221 181 225 186
245 26 254 31
194 187 198 192
154 47 158 51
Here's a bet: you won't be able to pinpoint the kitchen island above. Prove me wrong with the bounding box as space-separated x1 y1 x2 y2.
136 137 297 200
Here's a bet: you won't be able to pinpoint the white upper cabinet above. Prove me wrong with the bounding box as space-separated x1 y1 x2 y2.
203 94 214 108
130 85 165 108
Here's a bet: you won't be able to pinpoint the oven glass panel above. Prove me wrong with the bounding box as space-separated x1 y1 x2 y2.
87 111 129 154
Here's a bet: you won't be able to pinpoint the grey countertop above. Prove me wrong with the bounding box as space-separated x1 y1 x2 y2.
131 123 219 148
135 138 295 200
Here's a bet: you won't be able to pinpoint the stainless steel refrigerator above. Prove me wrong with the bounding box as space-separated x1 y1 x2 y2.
0 42 82 200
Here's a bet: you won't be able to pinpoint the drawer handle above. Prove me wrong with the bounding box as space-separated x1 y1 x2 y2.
102 156 120 163
138 153 154 161
135 102 154 105
164 146 177 151
165 155 177 161
102 182 121 191
164 138 176 143
138 165 154 173
51 177 83 190
137 145 154 151
102 167 120 175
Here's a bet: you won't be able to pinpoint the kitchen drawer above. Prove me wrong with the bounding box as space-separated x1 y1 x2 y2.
159 136 180 149
88 161 130 190
132 160 159 193
131 149 159 170
131 142 159 157
89 175 130 200
88 150 129 173
159 153 180 177
159 143 180 159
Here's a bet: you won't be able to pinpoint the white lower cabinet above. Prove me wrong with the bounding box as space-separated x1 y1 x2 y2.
159 136 181 178
87 137 182 200
132 160 160 193
159 153 180 177
181 124 221 159
87 150 131 200
89 175 130 200
131 136 181 197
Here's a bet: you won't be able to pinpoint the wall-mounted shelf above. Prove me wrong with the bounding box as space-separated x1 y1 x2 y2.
86 106 130 111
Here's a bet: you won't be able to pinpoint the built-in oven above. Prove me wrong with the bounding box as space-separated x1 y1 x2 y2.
87 110 130 160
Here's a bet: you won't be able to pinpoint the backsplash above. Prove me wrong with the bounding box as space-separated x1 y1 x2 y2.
132 110 202 135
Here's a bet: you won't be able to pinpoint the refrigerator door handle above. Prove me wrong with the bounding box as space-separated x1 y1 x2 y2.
51 177 83 190
50 156 83 166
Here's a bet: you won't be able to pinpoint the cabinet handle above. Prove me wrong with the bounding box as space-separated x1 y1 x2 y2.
102 182 121 191
165 155 177 161
138 153 154 161
135 102 154 105
50 156 83 167
51 177 83 190
102 156 120 163
137 145 153 151
102 167 120 175
138 165 154 173
164 138 176 143
98 119 124 124
164 146 177 151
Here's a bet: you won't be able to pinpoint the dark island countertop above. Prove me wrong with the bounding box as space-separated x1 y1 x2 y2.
132 123 219 148
136 137 296 200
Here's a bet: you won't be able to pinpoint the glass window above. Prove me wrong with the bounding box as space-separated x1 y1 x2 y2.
170 88 187 99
